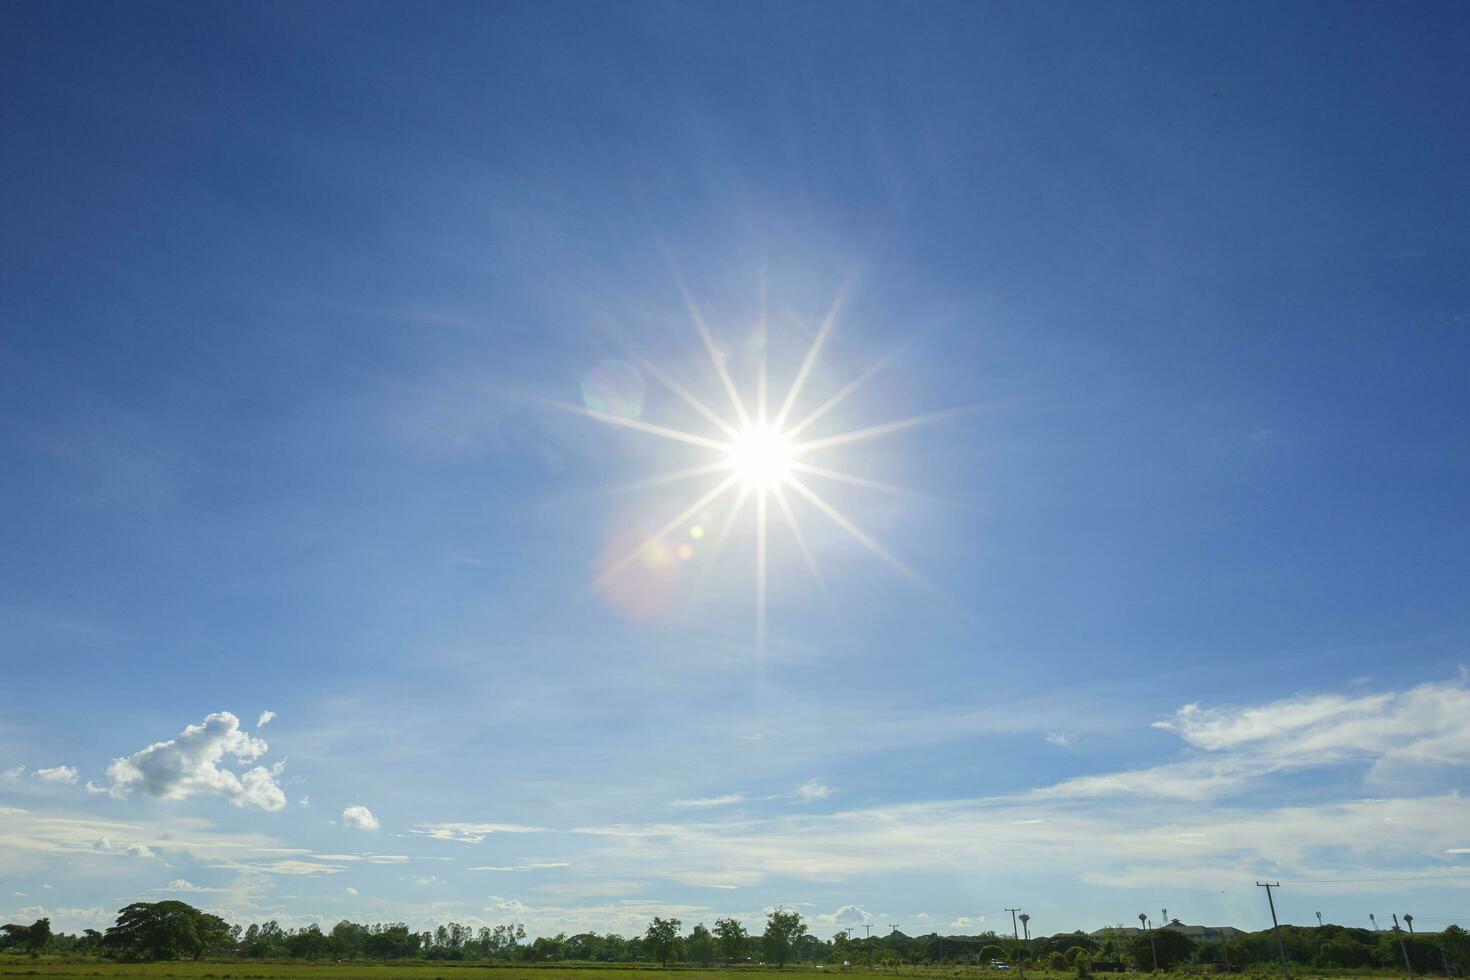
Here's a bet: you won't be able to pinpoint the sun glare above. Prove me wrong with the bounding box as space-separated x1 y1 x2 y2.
729 425 793 488
550 273 967 647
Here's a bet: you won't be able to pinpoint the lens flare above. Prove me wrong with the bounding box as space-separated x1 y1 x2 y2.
728 425 793 489
552 272 971 645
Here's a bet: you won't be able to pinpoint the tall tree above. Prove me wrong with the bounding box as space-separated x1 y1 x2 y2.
762 908 807 968
644 916 682 966
687 923 715 966
103 902 231 961
714 917 749 963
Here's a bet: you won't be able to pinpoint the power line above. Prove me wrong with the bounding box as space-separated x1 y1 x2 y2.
1281 873 1470 884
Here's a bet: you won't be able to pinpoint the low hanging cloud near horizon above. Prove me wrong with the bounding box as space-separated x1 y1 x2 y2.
99 711 286 811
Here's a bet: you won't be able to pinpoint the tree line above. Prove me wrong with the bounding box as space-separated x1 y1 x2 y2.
3 902 1468 974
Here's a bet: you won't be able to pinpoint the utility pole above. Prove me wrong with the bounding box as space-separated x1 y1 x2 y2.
1256 882 1292 980
1007 909 1026 980
863 924 873 965
1393 915 1415 980
1140 914 1158 972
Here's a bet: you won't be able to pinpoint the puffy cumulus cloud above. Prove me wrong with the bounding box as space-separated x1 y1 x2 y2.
93 838 157 859
344 886 358 896
102 712 286 810
342 805 379 830
34 766 78 784
949 916 984 929
154 879 225 893
408 821 546 843
257 710 276 728
817 904 873 926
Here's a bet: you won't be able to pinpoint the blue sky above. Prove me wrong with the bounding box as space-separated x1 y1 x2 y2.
3 0 1469 940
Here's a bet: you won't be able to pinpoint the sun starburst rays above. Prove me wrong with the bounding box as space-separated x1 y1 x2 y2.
578 282 956 646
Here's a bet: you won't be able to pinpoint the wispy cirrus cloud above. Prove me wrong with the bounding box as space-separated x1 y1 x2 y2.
407 821 547 843
670 793 745 809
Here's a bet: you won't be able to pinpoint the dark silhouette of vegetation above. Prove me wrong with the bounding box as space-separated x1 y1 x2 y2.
5 899 1469 975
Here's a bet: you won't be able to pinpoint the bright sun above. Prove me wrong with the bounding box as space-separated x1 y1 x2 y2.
728 425 793 488
551 276 967 647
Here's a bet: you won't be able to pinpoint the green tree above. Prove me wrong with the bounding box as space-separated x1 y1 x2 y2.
0 919 51 954
1074 951 1093 977
644 916 682 966
103 902 230 961
715 917 749 962
287 924 332 960
1047 950 1068 971
1127 929 1196 971
363 923 419 960
979 943 1007 964
1314 936 1370 968
688 923 716 966
330 920 369 959
1441 924 1470 976
762 908 807 968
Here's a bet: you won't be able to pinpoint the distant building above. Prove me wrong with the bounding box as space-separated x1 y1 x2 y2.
1089 920 1242 942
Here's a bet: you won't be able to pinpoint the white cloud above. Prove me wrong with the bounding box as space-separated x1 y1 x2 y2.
563 678 1470 895
257 710 276 728
949 916 984 929
2 765 25 781
469 862 571 871
93 837 156 859
414 875 441 886
670 793 745 809
204 858 346 876
817 904 873 926
1153 678 1470 771
407 821 546 843
313 852 409 864
102 711 285 811
1045 733 1073 749
34 766 78 784
155 879 224 893
342 805 379 830
12 905 113 933
794 780 834 803
344 886 358 896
